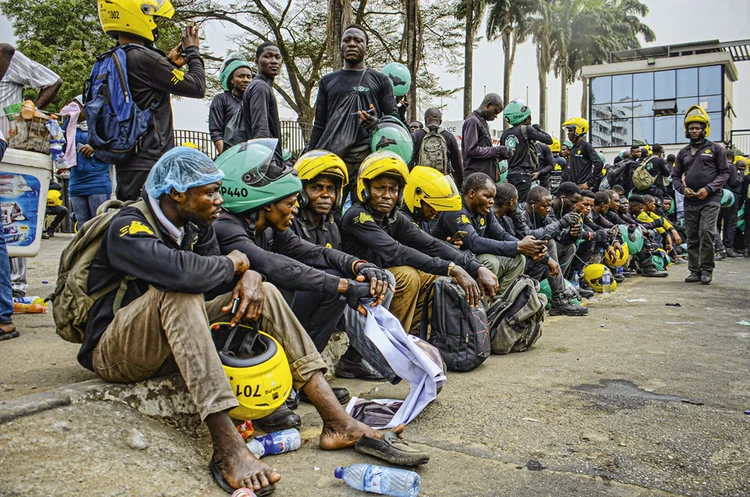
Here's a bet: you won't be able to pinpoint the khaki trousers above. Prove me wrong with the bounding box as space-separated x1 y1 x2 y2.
388 266 440 334
476 253 526 294
91 283 327 421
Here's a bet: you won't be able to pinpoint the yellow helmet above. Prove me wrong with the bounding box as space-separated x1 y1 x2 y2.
211 322 293 421
604 243 629 267
182 141 200 149
404 166 461 213
356 151 410 206
562 117 589 137
550 137 561 153
98 0 175 42
583 264 617 293
684 105 711 138
294 150 349 210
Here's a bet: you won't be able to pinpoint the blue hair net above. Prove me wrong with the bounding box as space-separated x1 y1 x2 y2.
145 147 224 198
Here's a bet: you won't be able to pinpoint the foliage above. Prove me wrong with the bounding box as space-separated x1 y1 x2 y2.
0 0 198 111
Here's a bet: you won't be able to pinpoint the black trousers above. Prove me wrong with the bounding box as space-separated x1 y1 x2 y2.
684 202 720 273
116 169 150 201
715 202 739 250
45 205 68 233
508 171 533 204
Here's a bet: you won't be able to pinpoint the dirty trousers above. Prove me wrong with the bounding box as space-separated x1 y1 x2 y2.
387 266 439 334
476 253 526 293
91 283 327 421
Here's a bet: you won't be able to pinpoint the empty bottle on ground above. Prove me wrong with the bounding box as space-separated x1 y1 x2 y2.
334 464 421 496
246 428 301 458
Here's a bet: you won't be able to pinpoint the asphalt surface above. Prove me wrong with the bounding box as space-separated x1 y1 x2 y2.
1 237 749 496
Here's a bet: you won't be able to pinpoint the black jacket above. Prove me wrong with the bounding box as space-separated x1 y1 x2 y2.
242 73 282 163
340 203 482 276
291 213 342 250
214 212 358 295
564 139 602 189
123 45 206 172
672 140 729 206
208 91 241 144
432 202 518 258
80 201 234 370
462 111 503 180
500 124 552 174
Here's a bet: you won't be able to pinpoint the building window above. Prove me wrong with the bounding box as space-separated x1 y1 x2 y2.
590 65 725 146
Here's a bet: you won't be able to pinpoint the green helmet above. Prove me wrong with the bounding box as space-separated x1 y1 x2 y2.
371 116 414 164
597 152 607 164
496 159 509 184
737 205 745 232
539 279 553 309
540 278 582 310
215 138 302 214
721 188 735 208
618 224 644 254
503 100 531 126
381 63 411 97
282 149 293 162
563 140 573 149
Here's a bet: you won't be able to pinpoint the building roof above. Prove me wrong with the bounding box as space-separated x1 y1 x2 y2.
610 39 750 64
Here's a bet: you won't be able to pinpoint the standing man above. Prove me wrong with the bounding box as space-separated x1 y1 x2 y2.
411 108 463 188
0 129 17 340
500 100 552 202
306 25 398 196
209 54 252 154
242 43 283 164
562 117 602 192
672 106 729 285
0 43 62 300
97 0 206 201
462 93 513 181
715 149 743 259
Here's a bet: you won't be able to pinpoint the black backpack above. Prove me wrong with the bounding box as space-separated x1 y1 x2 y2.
419 277 491 372
222 104 250 150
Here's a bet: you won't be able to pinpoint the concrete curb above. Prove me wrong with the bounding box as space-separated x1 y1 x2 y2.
0 374 197 425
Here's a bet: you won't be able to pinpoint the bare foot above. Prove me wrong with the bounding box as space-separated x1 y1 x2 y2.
319 420 405 450
213 446 281 492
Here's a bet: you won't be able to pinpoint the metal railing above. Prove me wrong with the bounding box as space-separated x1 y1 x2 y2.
730 129 750 155
174 120 314 159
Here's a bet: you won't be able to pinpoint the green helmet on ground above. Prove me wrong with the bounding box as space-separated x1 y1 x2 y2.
540 279 582 310
618 224 644 254
721 188 735 208
381 63 411 97
215 138 302 214
371 116 414 164
539 279 553 309
503 100 531 126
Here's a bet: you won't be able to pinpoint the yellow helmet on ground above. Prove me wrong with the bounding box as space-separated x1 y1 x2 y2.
211 322 293 421
98 0 175 42
550 137 561 153
403 166 461 213
356 151 410 205
294 150 349 210
684 105 711 138
583 264 617 293
604 243 629 267
562 117 589 137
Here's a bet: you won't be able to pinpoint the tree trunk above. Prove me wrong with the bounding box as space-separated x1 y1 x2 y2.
580 75 588 119
406 0 419 123
502 30 511 129
537 45 547 130
327 0 353 70
560 79 567 128
463 0 473 118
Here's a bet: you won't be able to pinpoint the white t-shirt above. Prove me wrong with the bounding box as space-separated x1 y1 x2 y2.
0 50 61 135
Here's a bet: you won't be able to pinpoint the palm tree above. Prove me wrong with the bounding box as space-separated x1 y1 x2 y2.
458 0 489 117
526 0 555 129
485 0 535 122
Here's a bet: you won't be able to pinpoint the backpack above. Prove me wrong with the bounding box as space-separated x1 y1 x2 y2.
223 103 250 150
417 126 450 174
418 277 491 372
487 275 546 355
84 45 161 166
50 199 160 343
632 156 657 191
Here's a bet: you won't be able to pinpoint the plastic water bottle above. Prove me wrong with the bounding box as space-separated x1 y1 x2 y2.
231 489 257 497
616 266 623 276
572 271 580 291
601 271 611 294
334 464 421 497
246 429 300 458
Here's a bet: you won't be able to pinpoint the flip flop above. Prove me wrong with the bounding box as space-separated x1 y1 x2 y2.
0 327 19 341
354 431 430 466
209 457 276 496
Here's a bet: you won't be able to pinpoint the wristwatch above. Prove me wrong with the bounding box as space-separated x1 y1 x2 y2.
447 262 456 276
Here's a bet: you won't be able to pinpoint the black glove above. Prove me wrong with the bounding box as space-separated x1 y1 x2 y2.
595 229 609 245
361 114 379 132
356 262 390 284
532 123 543 133
652 217 665 228
496 146 513 160
344 280 372 310
559 212 580 228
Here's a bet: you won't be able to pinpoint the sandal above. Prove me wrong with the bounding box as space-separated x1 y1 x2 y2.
209 457 275 496
0 323 19 341
354 431 430 466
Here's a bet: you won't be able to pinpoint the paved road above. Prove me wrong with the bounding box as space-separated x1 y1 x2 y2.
1 237 749 496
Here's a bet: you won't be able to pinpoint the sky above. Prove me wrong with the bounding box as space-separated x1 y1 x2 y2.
2 0 749 140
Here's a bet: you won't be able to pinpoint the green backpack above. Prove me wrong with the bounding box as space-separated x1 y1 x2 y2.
50 199 160 343
487 275 546 355
632 156 657 191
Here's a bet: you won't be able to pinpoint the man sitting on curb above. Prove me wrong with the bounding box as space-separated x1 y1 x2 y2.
78 147 423 495
433 172 546 294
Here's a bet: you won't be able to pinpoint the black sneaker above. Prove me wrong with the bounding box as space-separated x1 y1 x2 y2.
726 248 743 258
549 301 589 316
335 355 385 381
700 270 712 285
642 268 668 278
299 387 350 406
613 273 625 284
685 272 701 283
577 287 595 299
715 251 726 261
253 405 301 432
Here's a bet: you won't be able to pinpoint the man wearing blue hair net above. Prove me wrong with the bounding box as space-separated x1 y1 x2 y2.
74 147 410 494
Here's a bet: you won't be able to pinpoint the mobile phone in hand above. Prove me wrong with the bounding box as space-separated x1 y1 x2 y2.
449 230 468 243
